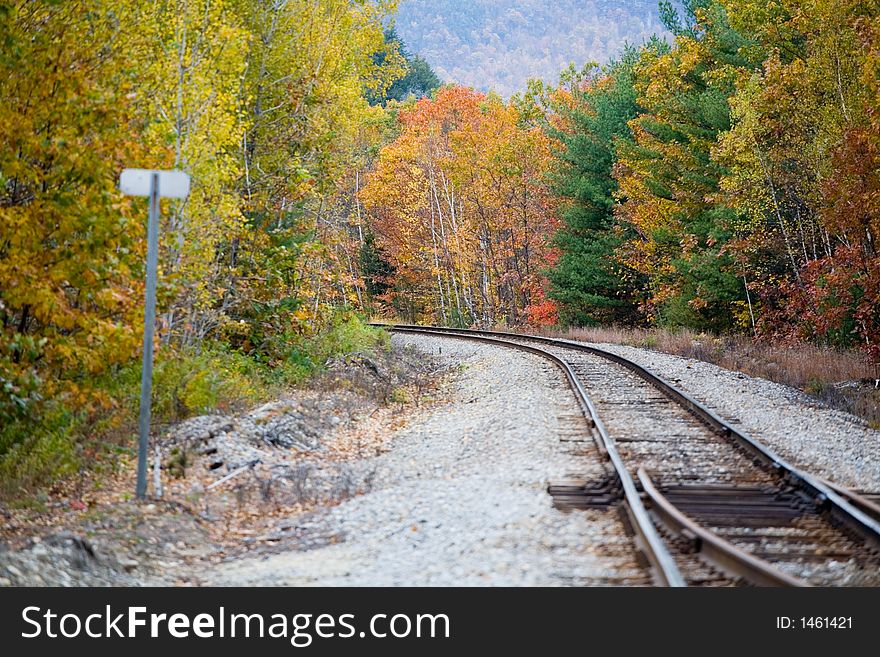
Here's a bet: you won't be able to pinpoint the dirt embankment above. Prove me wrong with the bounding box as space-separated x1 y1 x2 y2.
0 343 445 586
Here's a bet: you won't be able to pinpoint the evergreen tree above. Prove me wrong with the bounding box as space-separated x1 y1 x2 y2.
370 28 441 105
546 47 654 326
614 1 755 331
359 231 395 301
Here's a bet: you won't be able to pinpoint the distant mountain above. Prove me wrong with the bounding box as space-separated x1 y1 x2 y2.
393 0 670 96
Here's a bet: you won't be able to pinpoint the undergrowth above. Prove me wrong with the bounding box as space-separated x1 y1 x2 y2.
0 315 388 502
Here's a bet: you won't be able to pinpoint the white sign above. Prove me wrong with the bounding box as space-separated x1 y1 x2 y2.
118 167 190 498
120 169 190 199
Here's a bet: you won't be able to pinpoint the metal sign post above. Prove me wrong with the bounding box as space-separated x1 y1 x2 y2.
119 168 190 500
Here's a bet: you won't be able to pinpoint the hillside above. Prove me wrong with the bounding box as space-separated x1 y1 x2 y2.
393 0 669 95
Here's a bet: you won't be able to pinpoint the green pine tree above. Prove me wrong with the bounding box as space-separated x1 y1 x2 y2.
370 28 441 105
615 1 755 332
546 46 655 326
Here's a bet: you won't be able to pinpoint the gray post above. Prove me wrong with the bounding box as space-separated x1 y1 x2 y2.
136 173 160 499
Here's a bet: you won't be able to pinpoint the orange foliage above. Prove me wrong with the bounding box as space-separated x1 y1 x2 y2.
361 87 557 326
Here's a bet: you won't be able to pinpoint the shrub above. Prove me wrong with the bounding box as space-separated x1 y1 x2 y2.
280 313 389 382
0 318 392 501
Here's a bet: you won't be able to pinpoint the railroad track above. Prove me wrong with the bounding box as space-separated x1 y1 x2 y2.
383 324 880 587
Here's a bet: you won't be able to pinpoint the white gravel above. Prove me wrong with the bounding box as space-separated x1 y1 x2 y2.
569 341 880 491
206 335 646 586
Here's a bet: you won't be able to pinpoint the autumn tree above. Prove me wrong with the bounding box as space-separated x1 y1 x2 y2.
542 0 880 358
715 0 880 354
0 1 155 423
0 0 405 483
361 86 557 326
133 0 251 347
611 0 756 331
220 0 402 355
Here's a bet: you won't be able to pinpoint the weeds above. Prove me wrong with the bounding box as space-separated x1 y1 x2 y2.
0 315 390 501
389 387 412 404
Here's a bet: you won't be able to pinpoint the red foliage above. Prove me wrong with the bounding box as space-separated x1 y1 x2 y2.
758 248 880 362
525 284 559 326
526 300 559 326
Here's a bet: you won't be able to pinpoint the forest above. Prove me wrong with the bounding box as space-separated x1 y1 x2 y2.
2 0 879 496
393 0 668 96
370 0 880 355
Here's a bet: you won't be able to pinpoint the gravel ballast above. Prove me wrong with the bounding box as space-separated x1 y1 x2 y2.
565 340 880 492
206 334 647 587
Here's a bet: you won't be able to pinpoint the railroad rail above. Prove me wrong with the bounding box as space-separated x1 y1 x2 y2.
381 324 880 587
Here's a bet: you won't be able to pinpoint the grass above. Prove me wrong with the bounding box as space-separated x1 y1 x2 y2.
0 314 389 502
541 325 880 427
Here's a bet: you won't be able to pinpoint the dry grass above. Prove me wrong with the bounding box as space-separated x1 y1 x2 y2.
539 326 880 428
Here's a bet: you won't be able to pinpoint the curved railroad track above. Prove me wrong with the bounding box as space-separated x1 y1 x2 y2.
383 324 880 587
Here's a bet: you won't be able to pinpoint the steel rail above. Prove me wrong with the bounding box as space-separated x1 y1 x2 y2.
818 478 880 523
388 325 686 587
636 469 808 587
383 323 880 548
